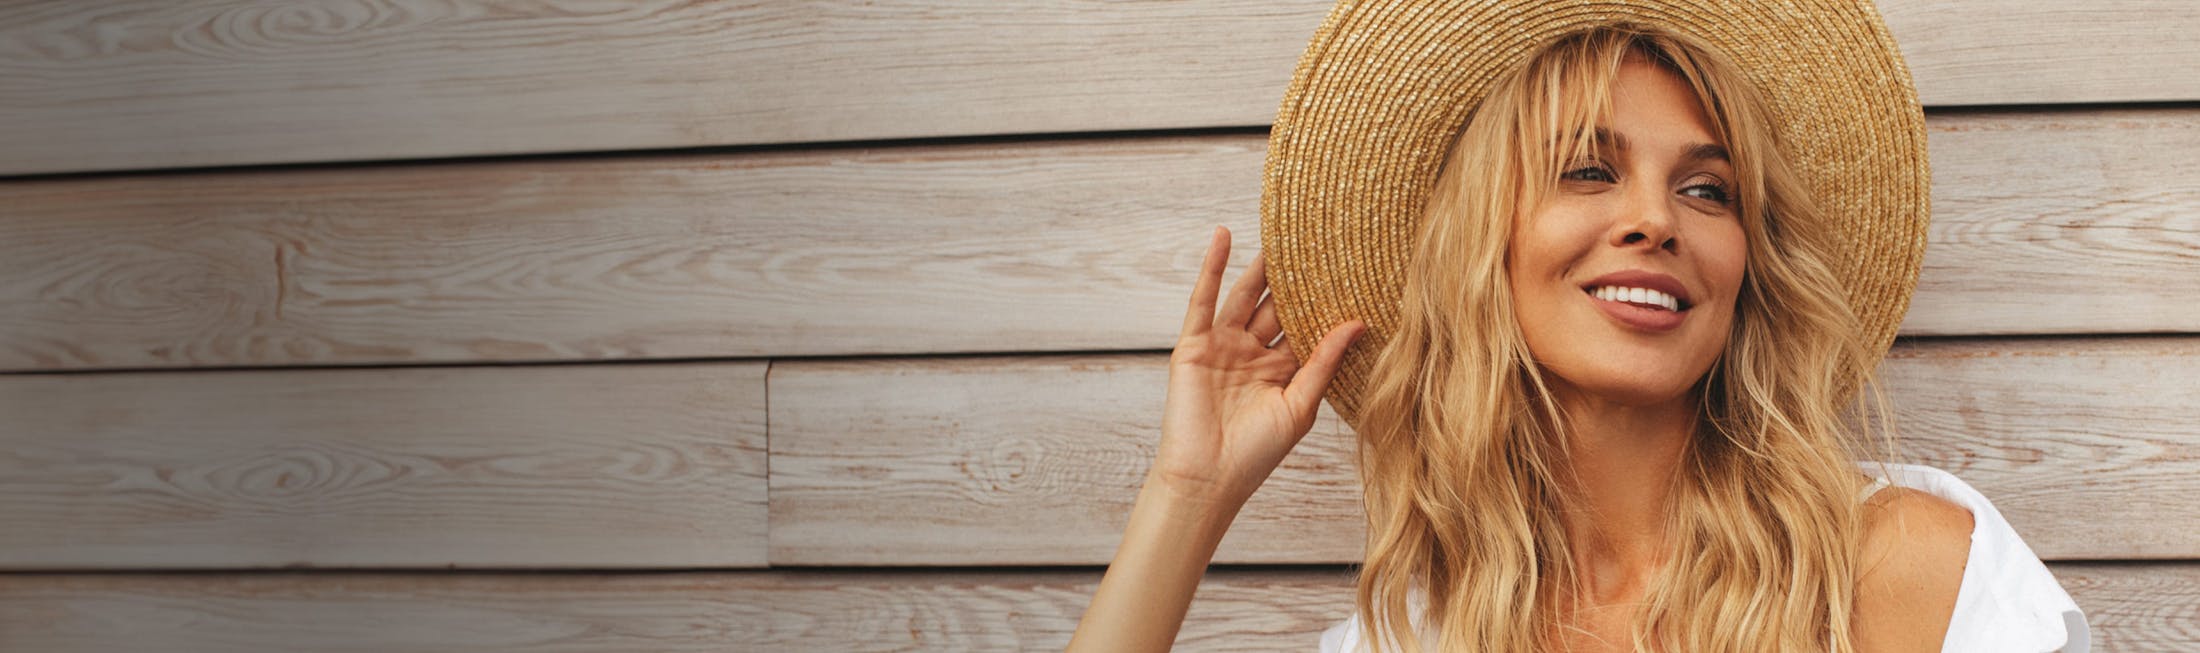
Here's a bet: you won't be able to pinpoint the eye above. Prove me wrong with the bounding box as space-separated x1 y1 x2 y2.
1680 179 1734 205
1562 163 1614 183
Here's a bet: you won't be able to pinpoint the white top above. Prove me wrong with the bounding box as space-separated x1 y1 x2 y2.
1317 462 2089 652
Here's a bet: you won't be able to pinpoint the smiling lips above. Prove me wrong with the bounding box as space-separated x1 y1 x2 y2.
1590 285 1683 311
1580 270 1694 332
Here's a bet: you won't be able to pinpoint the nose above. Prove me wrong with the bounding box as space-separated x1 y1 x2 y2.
1612 183 1679 253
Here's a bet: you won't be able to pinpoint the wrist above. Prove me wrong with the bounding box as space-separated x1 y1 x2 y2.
1139 471 1247 530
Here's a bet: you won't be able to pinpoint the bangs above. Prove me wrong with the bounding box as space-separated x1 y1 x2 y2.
1499 27 1756 219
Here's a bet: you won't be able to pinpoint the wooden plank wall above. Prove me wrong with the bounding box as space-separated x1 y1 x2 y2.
1 1 2194 650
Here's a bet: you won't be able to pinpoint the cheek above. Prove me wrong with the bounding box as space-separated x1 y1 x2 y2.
1504 211 1591 345
1690 222 1751 358
1708 222 1750 298
1506 208 1585 280
1504 222 1563 318
1502 216 1538 298
1504 213 1533 271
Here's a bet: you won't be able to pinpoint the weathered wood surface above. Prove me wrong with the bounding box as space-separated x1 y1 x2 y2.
2 1 2195 176
769 337 2200 565
13 338 2178 571
1900 110 2200 336
4 109 2193 372
0 361 768 569
0 564 2184 651
2 2 2186 649
1879 337 2200 559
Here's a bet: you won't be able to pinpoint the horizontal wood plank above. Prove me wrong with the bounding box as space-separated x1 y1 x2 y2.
4 109 2194 372
0 362 767 569
769 337 2200 564
2055 562 2200 652
1879 338 2200 560
1900 110 2200 335
2 1 2195 175
768 352 1362 566
0 564 2184 651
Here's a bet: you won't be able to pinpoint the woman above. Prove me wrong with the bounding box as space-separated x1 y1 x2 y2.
1068 4 2084 652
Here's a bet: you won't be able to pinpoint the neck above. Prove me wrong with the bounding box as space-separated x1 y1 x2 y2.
1545 380 1695 605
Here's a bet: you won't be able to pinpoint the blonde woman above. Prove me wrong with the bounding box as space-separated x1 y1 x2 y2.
1068 3 2085 652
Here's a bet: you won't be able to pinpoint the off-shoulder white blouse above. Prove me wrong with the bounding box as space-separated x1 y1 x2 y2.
1316 462 2089 652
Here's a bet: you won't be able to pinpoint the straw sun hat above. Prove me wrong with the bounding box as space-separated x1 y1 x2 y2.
1259 0 1931 431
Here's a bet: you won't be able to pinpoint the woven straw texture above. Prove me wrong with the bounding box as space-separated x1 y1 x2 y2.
1260 0 1930 431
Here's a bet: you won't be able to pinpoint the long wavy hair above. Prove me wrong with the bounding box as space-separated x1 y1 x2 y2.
1349 24 1901 652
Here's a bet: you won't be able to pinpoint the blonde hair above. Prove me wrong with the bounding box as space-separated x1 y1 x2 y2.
1350 24 1899 652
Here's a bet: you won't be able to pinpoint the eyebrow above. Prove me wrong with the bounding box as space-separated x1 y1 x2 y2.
1579 127 1730 164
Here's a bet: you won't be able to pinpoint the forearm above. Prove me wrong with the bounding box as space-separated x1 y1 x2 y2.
1065 475 1242 652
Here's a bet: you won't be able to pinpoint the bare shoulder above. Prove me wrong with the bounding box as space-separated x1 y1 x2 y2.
1852 485 1976 652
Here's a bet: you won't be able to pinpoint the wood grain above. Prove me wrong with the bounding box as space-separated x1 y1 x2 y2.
1 0 2195 175
0 565 2184 651
1880 338 2200 559
769 352 1365 566
0 361 768 569
2057 562 2200 653
0 135 1255 370
1900 110 2200 335
4 109 2194 372
769 338 2200 565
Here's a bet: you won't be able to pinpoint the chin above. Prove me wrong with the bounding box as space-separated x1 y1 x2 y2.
1545 367 1703 407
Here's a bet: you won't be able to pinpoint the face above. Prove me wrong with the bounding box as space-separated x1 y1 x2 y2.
1506 59 1749 408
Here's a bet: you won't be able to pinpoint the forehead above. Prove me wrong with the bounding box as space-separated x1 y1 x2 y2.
1548 58 1733 157
1599 60 1721 147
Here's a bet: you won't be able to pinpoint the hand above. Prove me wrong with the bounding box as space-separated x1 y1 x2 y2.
1150 225 1366 510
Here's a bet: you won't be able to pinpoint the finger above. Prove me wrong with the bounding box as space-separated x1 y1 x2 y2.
1216 251 1268 330
1179 226 1229 338
1284 320 1367 421
1272 326 1298 360
1247 290 1283 346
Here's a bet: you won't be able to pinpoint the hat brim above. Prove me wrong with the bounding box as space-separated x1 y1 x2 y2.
1260 0 1930 431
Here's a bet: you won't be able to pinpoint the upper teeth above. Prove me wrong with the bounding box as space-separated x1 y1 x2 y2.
1593 286 1681 311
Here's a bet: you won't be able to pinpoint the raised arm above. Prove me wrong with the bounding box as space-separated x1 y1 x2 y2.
1066 226 1365 652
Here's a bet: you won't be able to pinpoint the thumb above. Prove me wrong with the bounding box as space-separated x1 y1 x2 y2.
1284 320 1365 423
